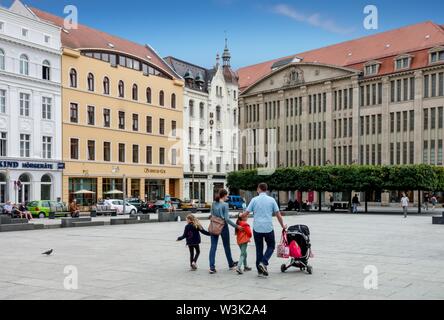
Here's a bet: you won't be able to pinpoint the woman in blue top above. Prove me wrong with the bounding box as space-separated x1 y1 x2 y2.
209 189 243 274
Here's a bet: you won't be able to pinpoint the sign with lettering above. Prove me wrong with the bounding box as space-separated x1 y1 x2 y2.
0 160 65 171
144 168 167 174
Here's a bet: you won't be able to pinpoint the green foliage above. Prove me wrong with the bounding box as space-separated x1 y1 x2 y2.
227 165 444 192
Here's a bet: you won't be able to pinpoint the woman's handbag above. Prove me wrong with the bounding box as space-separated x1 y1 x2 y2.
277 230 290 259
208 205 226 236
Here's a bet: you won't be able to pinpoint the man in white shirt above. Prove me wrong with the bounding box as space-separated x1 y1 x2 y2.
401 194 409 218
3 201 13 214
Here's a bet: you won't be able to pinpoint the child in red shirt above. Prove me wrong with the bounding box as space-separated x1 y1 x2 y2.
235 212 253 274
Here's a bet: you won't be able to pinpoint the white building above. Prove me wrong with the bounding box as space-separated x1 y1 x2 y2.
0 0 63 204
165 41 239 202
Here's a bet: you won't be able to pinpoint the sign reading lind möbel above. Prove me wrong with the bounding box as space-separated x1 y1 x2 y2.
0 160 65 171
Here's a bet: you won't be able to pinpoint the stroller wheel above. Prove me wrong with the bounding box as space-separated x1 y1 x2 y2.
307 266 313 275
281 264 287 273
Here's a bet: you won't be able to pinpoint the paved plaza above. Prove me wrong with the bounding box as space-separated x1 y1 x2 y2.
1 213 444 300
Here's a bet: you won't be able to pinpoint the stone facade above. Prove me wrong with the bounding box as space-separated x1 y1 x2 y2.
239 41 444 205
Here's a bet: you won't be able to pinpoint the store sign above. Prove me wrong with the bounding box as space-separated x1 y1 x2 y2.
0 160 65 171
144 168 166 174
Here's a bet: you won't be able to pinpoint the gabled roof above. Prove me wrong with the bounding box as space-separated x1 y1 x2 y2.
30 7 179 80
238 21 444 91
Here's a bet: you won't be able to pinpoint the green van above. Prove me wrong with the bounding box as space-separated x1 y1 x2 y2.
27 201 68 219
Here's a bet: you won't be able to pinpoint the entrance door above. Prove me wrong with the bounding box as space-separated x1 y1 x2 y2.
169 180 176 197
18 174 31 203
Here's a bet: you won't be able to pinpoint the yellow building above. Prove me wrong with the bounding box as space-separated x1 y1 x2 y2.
32 9 184 205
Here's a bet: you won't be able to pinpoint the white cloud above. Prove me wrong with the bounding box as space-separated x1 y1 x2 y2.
272 4 355 35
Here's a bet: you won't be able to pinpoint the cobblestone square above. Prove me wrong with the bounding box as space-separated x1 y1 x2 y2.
1 214 443 300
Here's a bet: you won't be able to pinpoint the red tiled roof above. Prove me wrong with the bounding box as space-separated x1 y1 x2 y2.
31 7 178 79
238 21 444 91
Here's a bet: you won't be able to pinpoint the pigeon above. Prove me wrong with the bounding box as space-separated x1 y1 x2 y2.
42 249 53 256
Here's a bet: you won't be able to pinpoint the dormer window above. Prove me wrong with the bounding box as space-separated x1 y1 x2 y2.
22 28 28 37
44 35 51 44
364 61 381 76
0 21 4 32
394 55 412 71
429 47 444 64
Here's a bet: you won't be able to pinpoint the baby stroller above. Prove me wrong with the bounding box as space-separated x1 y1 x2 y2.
280 225 313 274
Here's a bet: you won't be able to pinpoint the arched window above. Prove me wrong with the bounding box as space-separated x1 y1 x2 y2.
159 90 164 106
87 73 95 91
42 60 50 80
216 106 221 122
0 49 5 70
41 174 52 201
18 173 31 203
69 68 77 88
20 54 29 75
199 102 204 119
171 93 176 109
0 173 6 204
103 77 110 95
132 84 138 101
146 87 152 104
118 81 124 98
189 100 194 117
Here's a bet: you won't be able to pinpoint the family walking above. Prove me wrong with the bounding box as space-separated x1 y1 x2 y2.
177 183 286 277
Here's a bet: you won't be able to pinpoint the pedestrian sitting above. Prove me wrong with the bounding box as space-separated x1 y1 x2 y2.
18 203 33 220
69 199 80 218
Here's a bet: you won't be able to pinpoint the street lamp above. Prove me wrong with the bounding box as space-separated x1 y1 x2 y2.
112 166 126 210
190 164 195 200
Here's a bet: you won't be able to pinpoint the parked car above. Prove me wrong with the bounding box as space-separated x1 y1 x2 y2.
139 201 157 214
103 199 137 215
171 197 183 210
126 198 144 212
227 195 246 210
181 199 211 211
27 201 68 219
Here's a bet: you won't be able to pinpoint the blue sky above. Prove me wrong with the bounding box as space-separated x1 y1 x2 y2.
3 0 444 69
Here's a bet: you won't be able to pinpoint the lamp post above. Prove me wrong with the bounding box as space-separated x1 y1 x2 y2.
5 168 10 203
112 166 127 214
190 164 195 200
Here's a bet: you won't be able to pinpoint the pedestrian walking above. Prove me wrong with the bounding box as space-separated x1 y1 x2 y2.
424 193 430 211
244 183 286 277
235 212 253 275
431 195 438 211
401 193 409 218
208 189 242 274
352 194 360 214
177 214 210 271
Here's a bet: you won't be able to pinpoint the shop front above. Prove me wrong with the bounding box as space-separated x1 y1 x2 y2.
63 162 183 204
0 160 64 204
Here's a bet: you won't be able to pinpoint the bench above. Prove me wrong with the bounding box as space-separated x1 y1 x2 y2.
61 217 93 228
432 212 444 225
110 214 151 226
71 221 105 228
331 202 350 212
0 214 44 232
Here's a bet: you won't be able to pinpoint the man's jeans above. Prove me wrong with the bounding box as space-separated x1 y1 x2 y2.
209 223 234 270
253 230 276 272
352 204 358 213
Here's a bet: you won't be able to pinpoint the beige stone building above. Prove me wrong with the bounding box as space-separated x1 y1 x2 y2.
237 21 444 205
32 8 184 205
